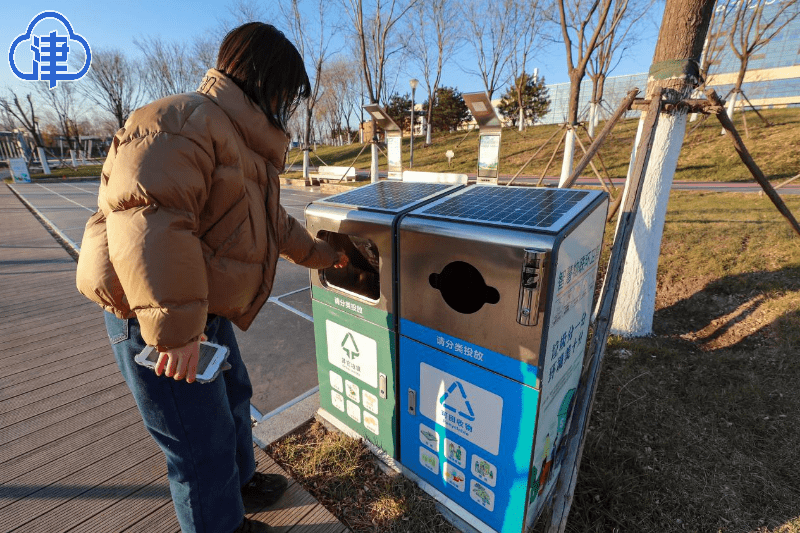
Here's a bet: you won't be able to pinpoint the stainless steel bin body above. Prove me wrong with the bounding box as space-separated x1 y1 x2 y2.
305 181 463 458
397 185 609 533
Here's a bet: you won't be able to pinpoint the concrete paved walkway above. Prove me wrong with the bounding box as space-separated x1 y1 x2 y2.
0 182 349 532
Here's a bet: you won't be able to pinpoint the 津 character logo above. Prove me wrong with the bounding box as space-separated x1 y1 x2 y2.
9 11 92 89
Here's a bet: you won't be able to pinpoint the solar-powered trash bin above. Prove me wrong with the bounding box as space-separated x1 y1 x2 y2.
305 180 465 459
397 185 609 533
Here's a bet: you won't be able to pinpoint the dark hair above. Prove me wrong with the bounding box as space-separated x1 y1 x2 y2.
216 22 310 133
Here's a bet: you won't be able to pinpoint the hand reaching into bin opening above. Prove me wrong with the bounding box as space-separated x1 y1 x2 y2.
333 251 349 269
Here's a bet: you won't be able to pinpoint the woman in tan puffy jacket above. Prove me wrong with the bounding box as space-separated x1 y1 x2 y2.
76 23 345 533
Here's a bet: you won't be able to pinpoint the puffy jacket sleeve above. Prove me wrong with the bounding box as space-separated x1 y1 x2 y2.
103 124 214 351
277 204 339 269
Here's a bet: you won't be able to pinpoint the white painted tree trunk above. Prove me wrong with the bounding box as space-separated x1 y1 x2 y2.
426 122 431 145
610 109 689 336
303 148 310 180
722 91 739 134
558 128 576 187
588 103 598 138
370 143 379 183
519 108 525 132
38 147 50 175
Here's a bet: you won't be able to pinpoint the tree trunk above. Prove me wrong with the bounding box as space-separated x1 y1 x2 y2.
724 58 749 128
559 71 584 185
38 147 51 175
611 0 716 337
559 128 577 186
370 143 380 182
426 104 434 145
725 91 739 124
370 117 379 183
303 108 312 184
588 74 606 138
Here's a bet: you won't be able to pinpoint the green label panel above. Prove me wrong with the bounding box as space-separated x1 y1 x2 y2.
312 299 398 458
311 286 393 329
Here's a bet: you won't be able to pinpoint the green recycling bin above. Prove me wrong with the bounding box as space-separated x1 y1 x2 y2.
305 181 464 459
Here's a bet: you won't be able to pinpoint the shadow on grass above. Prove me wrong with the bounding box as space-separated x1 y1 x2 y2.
547 268 800 532
653 267 800 350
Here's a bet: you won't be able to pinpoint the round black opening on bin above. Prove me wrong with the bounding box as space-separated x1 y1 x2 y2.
429 261 499 314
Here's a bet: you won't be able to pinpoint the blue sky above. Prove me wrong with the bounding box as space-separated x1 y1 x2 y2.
3 2 663 116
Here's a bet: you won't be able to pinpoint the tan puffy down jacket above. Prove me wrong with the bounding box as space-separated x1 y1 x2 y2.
76 69 337 350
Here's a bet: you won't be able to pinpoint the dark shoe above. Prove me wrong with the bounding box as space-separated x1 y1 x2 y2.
241 471 289 513
233 517 276 532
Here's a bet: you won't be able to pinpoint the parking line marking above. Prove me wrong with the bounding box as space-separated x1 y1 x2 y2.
36 183 95 212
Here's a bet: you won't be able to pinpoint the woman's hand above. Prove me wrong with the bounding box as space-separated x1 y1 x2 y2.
332 251 349 269
155 334 208 383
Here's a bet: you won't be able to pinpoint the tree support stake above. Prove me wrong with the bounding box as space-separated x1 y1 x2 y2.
706 89 800 238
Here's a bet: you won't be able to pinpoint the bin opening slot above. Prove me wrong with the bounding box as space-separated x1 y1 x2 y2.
318 231 380 301
429 261 499 314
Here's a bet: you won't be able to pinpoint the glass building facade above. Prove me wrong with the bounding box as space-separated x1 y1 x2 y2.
536 0 800 124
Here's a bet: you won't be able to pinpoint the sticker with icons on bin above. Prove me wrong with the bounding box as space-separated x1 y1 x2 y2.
419 423 439 452
471 453 497 487
363 412 379 435
419 447 439 475
444 438 466 469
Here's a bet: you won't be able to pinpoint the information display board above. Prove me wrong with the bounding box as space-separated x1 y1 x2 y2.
463 92 503 183
9 158 31 183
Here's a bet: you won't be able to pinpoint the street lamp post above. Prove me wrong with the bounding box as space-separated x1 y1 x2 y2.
409 78 418 168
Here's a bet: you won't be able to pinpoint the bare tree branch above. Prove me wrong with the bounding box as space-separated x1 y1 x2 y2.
405 0 463 143
723 0 800 92
461 0 518 98
135 36 207 100
0 91 43 146
71 48 144 129
507 0 548 131
556 0 631 124
34 82 83 153
341 0 420 106
317 58 361 143
586 0 657 132
281 0 338 178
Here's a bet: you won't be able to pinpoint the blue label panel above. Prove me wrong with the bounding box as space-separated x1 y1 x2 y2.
400 319 540 388
399 336 539 533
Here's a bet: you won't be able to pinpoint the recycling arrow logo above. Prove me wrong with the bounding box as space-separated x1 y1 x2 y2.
341 332 359 359
439 381 476 421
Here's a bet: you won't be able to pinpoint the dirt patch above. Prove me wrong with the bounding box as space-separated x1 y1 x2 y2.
267 420 459 533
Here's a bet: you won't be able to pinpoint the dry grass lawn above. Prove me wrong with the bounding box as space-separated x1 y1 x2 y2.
289 107 800 184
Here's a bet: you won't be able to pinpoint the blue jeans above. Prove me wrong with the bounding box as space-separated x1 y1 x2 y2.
105 312 255 533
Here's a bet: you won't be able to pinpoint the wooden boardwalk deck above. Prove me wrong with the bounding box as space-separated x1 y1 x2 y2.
0 184 348 533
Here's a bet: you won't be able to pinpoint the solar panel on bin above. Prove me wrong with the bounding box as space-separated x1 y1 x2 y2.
417 186 589 231
321 181 452 212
